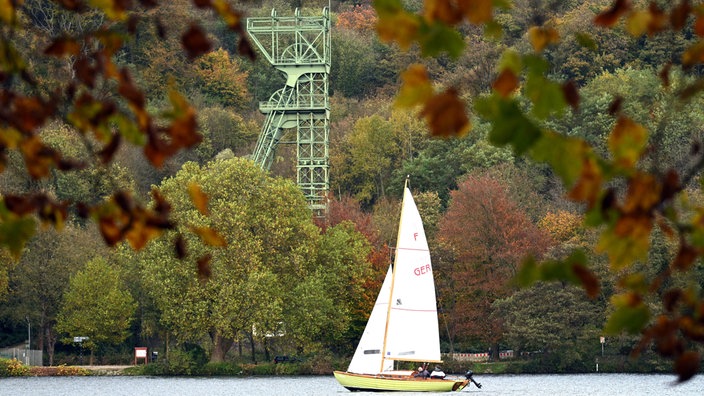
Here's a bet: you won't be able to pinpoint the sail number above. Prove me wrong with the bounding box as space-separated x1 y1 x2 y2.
413 264 431 276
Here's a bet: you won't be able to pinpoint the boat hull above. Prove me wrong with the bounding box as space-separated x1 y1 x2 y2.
333 371 469 392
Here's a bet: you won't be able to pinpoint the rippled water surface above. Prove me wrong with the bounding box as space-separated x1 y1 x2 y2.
3 373 704 395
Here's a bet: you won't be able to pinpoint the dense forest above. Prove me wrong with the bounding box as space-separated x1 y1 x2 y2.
1 0 703 375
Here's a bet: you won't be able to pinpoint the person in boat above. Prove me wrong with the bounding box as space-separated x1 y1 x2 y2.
412 366 430 378
430 366 446 379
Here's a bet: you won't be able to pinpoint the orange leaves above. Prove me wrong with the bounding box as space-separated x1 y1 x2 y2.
92 191 173 250
457 0 494 25
567 157 603 208
492 69 519 97
421 88 470 138
337 5 378 33
421 0 494 26
396 64 470 137
44 37 81 57
188 183 209 216
396 64 434 107
594 0 632 27
144 88 202 168
623 173 661 214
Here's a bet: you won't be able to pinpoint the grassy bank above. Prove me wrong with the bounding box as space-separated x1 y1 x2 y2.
2 354 682 377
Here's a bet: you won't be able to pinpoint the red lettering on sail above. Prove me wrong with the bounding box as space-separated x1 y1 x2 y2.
413 264 431 276
413 232 418 241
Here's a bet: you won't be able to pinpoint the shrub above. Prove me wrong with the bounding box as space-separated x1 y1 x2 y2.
0 358 30 377
56 365 91 376
202 362 242 376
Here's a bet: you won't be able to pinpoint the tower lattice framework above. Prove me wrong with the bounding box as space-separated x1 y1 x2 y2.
246 8 331 217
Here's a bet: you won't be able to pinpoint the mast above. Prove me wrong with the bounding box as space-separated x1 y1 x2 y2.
379 178 411 372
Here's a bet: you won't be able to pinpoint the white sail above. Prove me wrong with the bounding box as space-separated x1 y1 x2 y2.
333 185 472 393
384 187 441 363
347 266 394 374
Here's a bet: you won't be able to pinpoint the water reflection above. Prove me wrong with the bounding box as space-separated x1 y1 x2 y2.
2 373 704 395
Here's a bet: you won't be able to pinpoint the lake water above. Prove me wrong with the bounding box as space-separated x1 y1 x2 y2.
2 373 703 395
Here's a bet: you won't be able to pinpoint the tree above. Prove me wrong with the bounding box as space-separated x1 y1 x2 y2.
135 157 366 362
436 171 551 355
336 115 401 206
194 48 251 110
494 282 605 372
3 225 107 365
56 256 136 365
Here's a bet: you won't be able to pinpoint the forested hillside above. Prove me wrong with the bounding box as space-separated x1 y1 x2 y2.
1 0 703 376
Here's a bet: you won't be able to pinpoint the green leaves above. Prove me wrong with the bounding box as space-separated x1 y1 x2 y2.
418 21 465 58
475 95 541 155
605 293 651 335
0 211 36 260
517 250 600 298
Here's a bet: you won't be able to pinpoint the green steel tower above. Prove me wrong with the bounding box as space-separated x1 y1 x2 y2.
246 8 331 217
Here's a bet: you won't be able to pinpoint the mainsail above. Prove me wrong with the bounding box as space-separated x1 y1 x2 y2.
347 186 441 375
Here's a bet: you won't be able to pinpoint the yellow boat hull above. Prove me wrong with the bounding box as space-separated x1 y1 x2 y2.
333 370 469 392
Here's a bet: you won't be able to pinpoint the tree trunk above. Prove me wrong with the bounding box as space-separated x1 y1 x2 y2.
247 332 256 364
45 327 57 366
209 331 234 363
491 343 499 361
89 349 94 366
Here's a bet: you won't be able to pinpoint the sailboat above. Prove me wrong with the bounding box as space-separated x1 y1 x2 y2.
334 183 481 392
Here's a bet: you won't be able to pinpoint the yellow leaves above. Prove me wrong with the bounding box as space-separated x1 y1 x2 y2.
88 0 128 21
211 0 242 28
626 10 653 37
598 214 653 270
396 64 434 107
527 26 559 52
0 0 18 25
607 116 648 170
376 11 420 50
190 226 227 247
188 183 209 216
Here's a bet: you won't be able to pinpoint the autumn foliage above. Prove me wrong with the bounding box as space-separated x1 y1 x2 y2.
0 0 252 259
336 4 377 33
436 172 551 349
